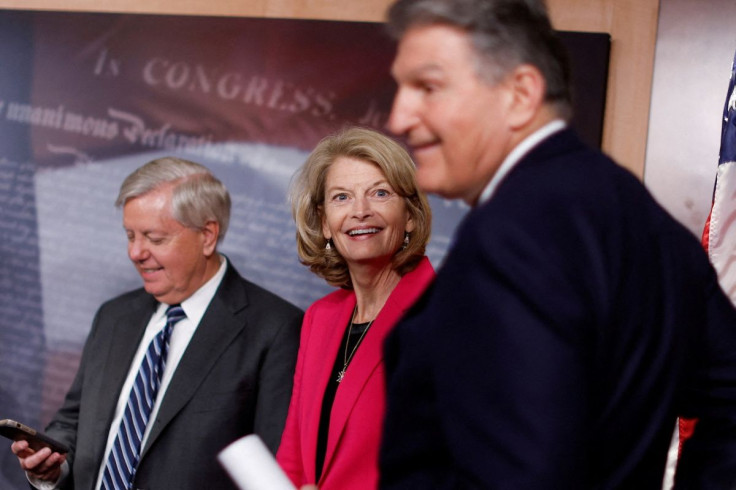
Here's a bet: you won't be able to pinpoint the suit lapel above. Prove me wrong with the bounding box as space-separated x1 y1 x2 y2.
140 264 248 456
91 293 157 465
302 294 355 482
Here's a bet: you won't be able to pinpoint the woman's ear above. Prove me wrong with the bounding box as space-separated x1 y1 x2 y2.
321 210 331 241
405 212 416 233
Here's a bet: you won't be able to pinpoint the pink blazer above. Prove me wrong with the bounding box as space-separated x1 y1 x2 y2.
277 257 434 490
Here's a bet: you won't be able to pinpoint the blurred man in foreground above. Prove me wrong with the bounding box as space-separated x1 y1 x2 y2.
379 0 736 488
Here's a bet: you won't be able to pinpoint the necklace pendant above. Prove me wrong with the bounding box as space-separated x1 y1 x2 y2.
337 369 345 383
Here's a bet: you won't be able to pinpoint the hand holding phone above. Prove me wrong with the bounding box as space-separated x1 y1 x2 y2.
0 419 69 454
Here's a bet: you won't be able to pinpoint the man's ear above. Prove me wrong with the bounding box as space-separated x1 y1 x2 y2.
506 64 547 130
202 220 220 256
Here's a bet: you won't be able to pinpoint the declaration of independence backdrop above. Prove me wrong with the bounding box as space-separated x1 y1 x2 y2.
0 9 608 487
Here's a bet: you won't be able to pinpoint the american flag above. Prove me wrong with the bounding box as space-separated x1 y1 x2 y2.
674 50 736 482
702 49 736 304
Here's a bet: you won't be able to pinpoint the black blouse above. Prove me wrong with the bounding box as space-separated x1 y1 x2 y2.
314 318 372 481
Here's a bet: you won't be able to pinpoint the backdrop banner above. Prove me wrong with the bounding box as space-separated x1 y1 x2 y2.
0 10 608 488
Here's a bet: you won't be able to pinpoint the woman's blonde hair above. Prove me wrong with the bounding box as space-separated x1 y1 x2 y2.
291 127 432 289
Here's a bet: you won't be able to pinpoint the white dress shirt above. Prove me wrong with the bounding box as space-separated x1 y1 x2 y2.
477 120 566 205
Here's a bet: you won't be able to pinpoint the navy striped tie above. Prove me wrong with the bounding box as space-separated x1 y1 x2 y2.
100 304 186 490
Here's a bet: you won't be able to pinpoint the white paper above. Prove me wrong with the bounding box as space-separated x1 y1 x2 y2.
218 434 296 490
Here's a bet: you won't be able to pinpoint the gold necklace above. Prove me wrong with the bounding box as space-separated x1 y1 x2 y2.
336 306 375 383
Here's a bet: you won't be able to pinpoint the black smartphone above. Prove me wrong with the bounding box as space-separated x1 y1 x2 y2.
0 419 69 454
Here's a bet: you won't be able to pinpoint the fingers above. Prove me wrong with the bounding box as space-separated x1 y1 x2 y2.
10 439 33 458
31 452 65 481
18 445 50 471
12 444 65 481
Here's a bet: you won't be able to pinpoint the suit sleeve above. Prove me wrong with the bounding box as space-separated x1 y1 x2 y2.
252 303 302 454
44 306 109 473
674 268 736 488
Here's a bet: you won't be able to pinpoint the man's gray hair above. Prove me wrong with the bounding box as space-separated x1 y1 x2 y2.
116 156 231 242
387 0 573 120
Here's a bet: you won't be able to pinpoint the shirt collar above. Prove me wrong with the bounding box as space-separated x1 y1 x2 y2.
477 120 566 205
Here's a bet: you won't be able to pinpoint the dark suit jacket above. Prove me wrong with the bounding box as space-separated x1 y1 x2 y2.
47 261 302 490
380 129 736 489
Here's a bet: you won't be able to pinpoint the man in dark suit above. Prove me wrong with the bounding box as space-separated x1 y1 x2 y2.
379 0 736 488
12 157 302 490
